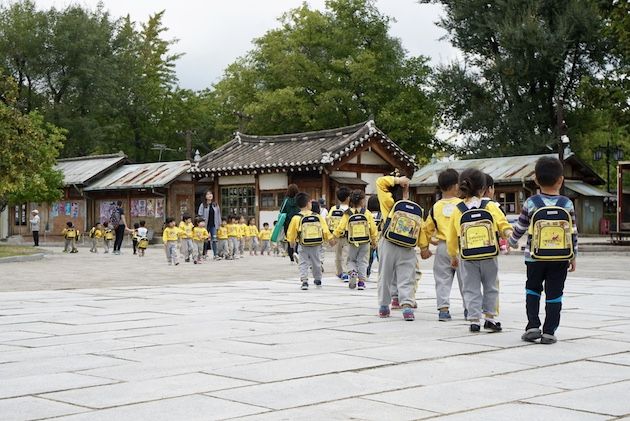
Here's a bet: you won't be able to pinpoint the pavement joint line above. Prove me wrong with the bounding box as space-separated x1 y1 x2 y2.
515 398 626 418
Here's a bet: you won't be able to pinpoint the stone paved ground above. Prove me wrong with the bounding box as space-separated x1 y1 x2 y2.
1 246 630 420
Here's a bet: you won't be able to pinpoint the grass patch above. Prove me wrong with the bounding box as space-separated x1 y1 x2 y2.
0 245 40 258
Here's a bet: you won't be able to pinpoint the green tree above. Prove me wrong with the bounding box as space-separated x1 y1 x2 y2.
0 75 65 211
422 0 609 158
210 0 437 159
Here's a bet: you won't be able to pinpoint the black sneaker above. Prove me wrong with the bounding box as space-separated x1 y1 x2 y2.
314 280 322 287
484 320 502 332
185 258 190 263
301 281 309 290
521 328 542 342
470 323 481 332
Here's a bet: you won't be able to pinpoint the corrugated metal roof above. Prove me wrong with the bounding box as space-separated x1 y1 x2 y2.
84 161 191 191
411 154 555 187
330 176 368 185
56 153 126 186
191 121 416 175
565 180 614 197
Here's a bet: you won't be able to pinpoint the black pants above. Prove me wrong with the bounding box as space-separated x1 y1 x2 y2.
525 261 569 335
114 224 126 252
367 246 377 276
132 239 138 254
287 243 299 261
33 231 39 246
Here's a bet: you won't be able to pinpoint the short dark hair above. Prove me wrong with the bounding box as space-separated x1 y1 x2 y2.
535 156 564 187
263 222 269 227
336 186 351 202
438 169 459 191
139 220 146 227
194 217 204 226
286 184 299 198
133 222 140 229
116 200 123 206
367 195 380 212
484 173 494 188
165 217 175 224
182 213 191 221
221 217 227 222
458 168 486 198
311 200 321 214
66 221 73 227
103 221 109 227
391 184 404 202
296 192 310 208
349 189 365 208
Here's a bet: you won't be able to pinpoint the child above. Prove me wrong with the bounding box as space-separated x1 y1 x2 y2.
103 222 114 253
247 217 259 256
331 190 378 290
193 218 210 264
447 168 512 333
420 168 467 322
259 222 272 255
509 156 578 344
227 216 239 259
163 217 181 265
88 222 103 253
366 195 381 278
311 200 325 272
286 192 332 290
62 221 79 253
376 174 426 321
238 216 247 258
217 218 229 259
137 220 149 257
329 187 351 281
179 214 194 263
130 222 140 255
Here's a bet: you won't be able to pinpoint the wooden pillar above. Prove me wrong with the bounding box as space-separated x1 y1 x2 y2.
618 164 623 231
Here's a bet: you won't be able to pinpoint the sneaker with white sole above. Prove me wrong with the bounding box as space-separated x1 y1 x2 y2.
521 328 542 342
300 281 308 290
540 333 557 344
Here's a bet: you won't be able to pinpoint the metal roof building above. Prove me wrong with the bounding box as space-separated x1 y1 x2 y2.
55 153 127 186
84 161 191 191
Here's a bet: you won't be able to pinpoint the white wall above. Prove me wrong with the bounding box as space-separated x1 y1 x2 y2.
218 175 255 185
259 210 279 230
361 173 382 195
331 170 357 178
361 150 387 165
259 173 288 190
0 207 8 239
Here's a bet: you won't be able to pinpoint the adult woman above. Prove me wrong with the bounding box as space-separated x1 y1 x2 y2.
111 200 127 255
198 190 221 258
282 184 301 262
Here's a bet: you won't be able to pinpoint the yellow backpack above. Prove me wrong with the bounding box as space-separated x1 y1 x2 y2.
383 200 424 248
457 200 499 260
528 195 574 260
347 209 370 245
298 214 323 246
328 206 345 233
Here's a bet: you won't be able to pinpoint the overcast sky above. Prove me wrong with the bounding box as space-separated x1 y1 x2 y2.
32 0 461 91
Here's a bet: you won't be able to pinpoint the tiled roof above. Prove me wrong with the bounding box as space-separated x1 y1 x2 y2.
84 161 191 191
191 121 416 175
56 153 127 186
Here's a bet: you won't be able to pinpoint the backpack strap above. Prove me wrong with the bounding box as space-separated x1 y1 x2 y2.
456 202 469 214
555 196 569 208
429 206 438 229
480 199 490 209
530 195 546 209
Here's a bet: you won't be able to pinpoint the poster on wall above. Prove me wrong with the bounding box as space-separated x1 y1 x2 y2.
65 202 71 216
71 202 79 218
100 201 117 222
131 200 140 217
155 198 164 218
138 199 147 217
146 199 155 217
51 203 59 217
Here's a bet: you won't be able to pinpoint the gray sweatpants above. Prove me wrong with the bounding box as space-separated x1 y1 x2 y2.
228 237 238 258
377 238 417 307
165 241 179 264
347 243 370 281
335 237 349 275
181 238 194 260
218 239 229 257
260 240 270 254
298 245 322 282
460 258 499 321
434 241 465 311
90 238 99 252
104 239 112 252
194 241 204 261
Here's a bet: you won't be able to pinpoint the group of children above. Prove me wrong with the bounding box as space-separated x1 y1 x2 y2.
287 156 577 344
83 221 147 255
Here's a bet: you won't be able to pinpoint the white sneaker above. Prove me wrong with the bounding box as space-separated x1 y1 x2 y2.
293 253 300 264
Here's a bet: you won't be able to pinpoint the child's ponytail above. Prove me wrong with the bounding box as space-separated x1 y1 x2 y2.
458 169 485 198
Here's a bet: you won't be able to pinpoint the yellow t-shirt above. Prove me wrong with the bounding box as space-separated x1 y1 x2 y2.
376 176 397 220
332 208 379 244
227 223 239 237
248 225 259 237
238 223 247 238
217 226 228 240
63 227 78 239
178 221 194 239
193 227 209 242
90 227 104 239
286 211 332 244
163 226 181 242
421 197 462 246
259 228 272 241
446 197 512 258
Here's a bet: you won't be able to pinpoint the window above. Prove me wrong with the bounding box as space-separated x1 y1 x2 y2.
14 204 27 226
260 190 285 210
221 186 255 218
497 192 517 214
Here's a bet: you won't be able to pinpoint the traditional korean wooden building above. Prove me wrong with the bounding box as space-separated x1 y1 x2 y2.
190 121 417 227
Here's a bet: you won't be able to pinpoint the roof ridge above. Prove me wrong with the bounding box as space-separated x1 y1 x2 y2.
57 152 126 162
237 121 370 143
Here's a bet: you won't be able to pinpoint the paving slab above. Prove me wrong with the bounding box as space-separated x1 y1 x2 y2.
0 396 87 421
0 373 116 399
427 402 610 421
